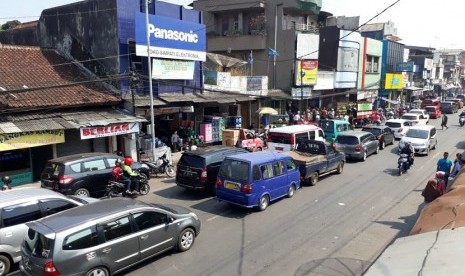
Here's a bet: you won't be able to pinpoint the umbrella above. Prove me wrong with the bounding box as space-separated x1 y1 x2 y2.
257 107 278 115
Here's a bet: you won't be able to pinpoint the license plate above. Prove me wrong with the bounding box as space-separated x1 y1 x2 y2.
225 181 240 191
275 147 283 151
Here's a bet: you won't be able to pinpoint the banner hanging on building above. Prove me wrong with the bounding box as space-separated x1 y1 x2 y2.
80 123 140 140
0 130 65 151
295 60 318 86
385 73 404 89
135 13 206 61
152 59 195 79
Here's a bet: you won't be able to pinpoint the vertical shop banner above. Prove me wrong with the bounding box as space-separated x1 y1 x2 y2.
135 13 206 61
0 130 65 151
80 123 140 140
152 59 195 79
295 60 318 86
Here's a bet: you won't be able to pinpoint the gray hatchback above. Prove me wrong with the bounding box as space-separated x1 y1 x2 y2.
334 131 380 161
20 198 200 276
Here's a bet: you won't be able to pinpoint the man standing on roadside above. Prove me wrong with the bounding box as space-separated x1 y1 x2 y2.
437 152 453 187
441 114 448 130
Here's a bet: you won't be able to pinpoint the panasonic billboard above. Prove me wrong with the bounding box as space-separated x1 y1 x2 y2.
135 13 206 62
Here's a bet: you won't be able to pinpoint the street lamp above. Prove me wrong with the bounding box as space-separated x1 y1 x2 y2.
145 0 156 160
273 3 283 89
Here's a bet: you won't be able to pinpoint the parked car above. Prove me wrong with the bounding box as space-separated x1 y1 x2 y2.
441 101 458 114
40 152 150 197
398 125 438 156
400 113 428 126
319 119 353 143
421 97 441 109
361 125 395 149
216 152 300 211
0 187 98 276
333 131 379 161
267 124 325 152
176 146 248 193
424 105 442 119
408 109 430 123
385 119 412 139
20 198 200 276
284 139 345 185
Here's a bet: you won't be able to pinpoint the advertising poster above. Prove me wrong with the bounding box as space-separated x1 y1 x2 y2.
385 73 404 89
295 60 318 86
0 130 65 151
80 123 140 140
152 59 195 80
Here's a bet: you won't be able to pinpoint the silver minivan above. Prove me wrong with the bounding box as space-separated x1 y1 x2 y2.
20 198 201 276
0 187 98 276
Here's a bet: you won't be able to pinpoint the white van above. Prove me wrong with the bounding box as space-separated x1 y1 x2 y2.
267 125 325 152
398 125 437 155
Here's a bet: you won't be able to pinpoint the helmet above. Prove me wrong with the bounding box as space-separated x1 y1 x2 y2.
436 171 446 179
124 157 133 166
115 159 123 166
2 176 11 185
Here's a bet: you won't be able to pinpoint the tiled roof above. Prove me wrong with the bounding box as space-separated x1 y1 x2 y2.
0 45 120 111
12 21 38 30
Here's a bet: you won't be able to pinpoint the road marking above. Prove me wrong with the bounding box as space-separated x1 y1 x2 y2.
207 215 220 222
404 178 409 182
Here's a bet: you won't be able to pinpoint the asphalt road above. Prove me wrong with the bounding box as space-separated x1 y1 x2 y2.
9 114 465 276
118 114 465 276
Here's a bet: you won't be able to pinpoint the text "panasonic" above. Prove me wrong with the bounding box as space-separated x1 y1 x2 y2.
148 24 199 43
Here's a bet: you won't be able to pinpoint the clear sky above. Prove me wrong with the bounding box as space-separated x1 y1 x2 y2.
0 0 463 50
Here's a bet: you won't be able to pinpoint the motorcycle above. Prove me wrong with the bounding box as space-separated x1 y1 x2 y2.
141 154 176 177
104 173 150 198
398 153 410 176
459 114 465 126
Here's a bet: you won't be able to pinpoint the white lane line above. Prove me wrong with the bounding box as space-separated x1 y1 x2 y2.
207 215 220 222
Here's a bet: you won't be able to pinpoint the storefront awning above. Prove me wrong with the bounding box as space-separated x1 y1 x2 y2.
123 95 167 107
159 92 253 104
0 109 147 134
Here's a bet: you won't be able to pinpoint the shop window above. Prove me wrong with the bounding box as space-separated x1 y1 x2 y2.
366 55 379 73
0 149 30 172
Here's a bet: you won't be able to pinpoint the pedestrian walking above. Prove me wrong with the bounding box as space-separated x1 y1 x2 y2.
437 151 452 187
441 114 448 130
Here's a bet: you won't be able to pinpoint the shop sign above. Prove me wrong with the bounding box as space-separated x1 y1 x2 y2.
357 103 373 111
385 73 404 89
80 123 139 140
154 106 194 115
396 61 414 72
152 59 195 80
295 60 318 86
135 13 206 61
0 130 65 151
357 90 378 100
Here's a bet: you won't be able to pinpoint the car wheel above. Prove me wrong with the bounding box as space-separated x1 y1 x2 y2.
85 267 109 276
258 195 270 211
74 188 90 197
362 151 367 161
426 147 430 156
287 184 295 198
433 141 437 150
0 255 11 276
380 141 385 149
375 146 379 154
165 166 176 177
336 162 344 174
309 172 319 186
177 228 195 252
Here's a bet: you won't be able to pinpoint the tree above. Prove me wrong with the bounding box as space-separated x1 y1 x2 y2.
1 20 21 31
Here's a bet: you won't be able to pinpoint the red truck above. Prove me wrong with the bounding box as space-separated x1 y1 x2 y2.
222 128 266 152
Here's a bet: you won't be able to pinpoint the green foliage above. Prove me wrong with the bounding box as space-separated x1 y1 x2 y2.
1 20 21 31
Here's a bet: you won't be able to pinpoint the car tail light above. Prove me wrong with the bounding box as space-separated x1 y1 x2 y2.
355 145 361 151
58 175 73 184
200 168 207 182
241 184 253 193
44 262 60 276
216 178 223 187
398 128 403 132
377 135 382 140
290 135 295 146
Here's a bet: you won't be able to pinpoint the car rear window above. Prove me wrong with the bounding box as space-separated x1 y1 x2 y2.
385 122 401 128
24 228 54 259
335 136 359 145
425 107 435 112
320 120 334 132
269 133 291 144
361 128 381 135
219 159 250 182
442 102 452 106
42 162 64 176
401 115 417 120
179 154 206 168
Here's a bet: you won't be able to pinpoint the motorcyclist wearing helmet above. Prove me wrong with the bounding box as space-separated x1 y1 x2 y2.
1 176 12 191
123 157 139 194
112 159 131 192
400 142 414 167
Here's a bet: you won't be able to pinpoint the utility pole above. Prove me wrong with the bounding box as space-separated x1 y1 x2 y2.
145 0 156 160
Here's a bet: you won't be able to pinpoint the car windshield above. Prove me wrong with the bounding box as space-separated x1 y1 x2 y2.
23 228 54 259
179 155 205 168
219 159 250 182
320 120 334 132
385 122 401 128
406 129 429 139
442 102 452 106
362 128 381 135
335 136 359 145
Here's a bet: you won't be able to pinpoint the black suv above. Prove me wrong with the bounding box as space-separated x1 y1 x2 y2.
176 146 248 193
361 125 395 149
40 153 150 197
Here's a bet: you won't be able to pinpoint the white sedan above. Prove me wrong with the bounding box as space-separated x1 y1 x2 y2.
408 109 430 123
385 119 413 139
401 113 428 126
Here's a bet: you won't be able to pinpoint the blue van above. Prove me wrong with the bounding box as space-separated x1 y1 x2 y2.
319 119 353 143
216 152 300 211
